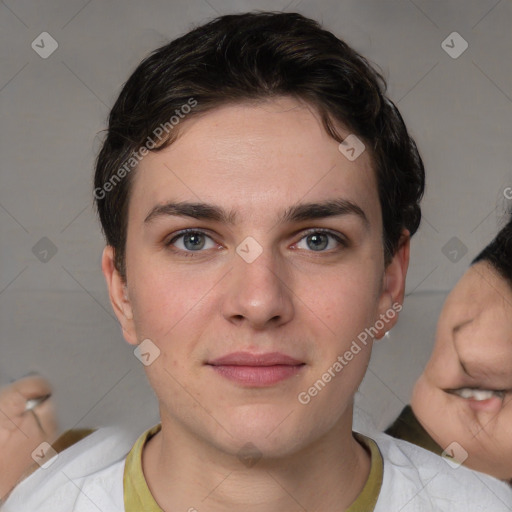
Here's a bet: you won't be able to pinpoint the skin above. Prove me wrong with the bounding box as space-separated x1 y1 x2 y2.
0 376 58 499
103 96 409 511
412 261 512 482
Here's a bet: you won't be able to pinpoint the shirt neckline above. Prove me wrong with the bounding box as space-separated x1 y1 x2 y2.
123 424 383 512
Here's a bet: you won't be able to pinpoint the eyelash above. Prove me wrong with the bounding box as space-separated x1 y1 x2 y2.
164 228 348 257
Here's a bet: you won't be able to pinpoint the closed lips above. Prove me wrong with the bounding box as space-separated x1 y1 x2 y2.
207 352 305 366
206 352 306 386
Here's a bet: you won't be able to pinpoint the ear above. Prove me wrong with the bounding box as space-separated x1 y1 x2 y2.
374 230 410 340
101 246 138 346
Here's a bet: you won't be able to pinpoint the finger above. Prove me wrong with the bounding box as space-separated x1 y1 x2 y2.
0 391 28 429
30 396 58 439
25 394 52 412
10 375 53 401
0 377 53 429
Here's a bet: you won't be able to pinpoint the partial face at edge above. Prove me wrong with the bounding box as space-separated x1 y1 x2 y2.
412 261 512 481
103 96 408 458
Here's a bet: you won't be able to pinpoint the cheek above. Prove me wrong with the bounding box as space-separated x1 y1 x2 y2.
128 260 209 341
130 276 173 337
498 409 512 453
297 268 383 377
316 267 381 331
127 260 227 387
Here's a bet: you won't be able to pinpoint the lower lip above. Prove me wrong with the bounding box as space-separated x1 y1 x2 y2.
209 364 304 386
450 392 504 413
466 395 503 413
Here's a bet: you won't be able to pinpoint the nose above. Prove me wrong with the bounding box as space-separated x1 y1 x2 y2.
221 245 294 330
457 308 512 383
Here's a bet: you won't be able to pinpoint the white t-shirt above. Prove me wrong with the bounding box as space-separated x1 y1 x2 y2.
2 426 511 512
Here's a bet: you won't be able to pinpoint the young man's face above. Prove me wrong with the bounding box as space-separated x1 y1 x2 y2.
104 96 408 458
412 261 512 481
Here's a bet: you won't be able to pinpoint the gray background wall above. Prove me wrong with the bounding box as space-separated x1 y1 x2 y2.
1 0 511 435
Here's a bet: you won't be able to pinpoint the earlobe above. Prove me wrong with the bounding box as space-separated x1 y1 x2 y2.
375 230 410 339
101 246 138 345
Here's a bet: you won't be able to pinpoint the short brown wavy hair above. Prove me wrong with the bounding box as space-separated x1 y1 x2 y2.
94 11 425 278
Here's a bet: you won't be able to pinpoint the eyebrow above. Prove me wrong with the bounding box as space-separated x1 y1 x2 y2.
144 198 369 228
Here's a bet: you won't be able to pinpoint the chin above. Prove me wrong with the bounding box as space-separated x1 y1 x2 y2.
215 405 314 458
219 432 310 462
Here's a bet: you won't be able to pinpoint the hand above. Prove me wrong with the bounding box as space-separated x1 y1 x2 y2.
0 375 58 500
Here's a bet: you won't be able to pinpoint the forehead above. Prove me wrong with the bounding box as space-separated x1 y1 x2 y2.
129 97 381 226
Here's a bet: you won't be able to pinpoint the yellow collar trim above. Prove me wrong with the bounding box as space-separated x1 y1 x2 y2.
123 424 163 512
347 432 384 511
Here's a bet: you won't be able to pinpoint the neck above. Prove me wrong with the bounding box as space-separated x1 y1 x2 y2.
142 410 371 511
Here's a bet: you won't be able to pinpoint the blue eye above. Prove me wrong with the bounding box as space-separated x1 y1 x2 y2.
296 230 345 252
167 230 216 252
